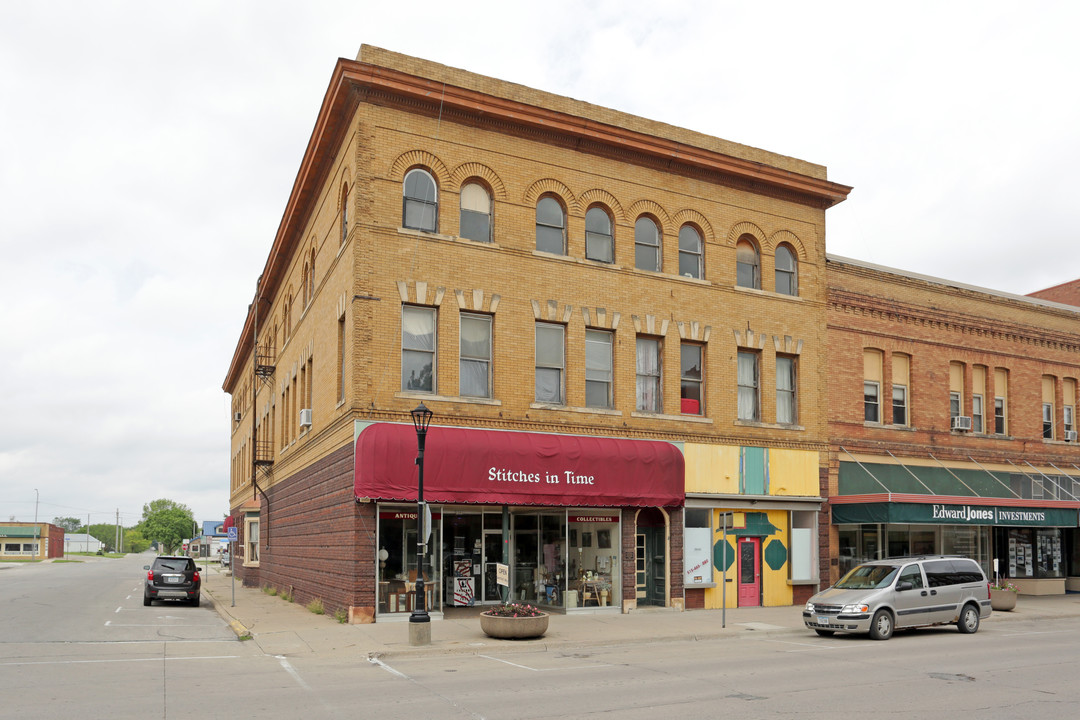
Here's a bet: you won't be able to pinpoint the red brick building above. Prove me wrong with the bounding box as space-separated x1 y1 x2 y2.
825 256 1080 594
1029 278 1080 307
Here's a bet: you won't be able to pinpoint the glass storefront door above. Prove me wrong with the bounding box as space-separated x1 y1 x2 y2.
482 530 504 602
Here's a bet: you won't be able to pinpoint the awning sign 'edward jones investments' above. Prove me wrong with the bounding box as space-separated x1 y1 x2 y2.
932 504 1046 525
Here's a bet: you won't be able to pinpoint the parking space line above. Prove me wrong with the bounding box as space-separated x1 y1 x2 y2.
1 655 239 667
478 654 611 672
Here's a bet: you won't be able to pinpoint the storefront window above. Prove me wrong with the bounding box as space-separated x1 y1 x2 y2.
377 508 442 615
1000 528 1063 579
568 513 620 609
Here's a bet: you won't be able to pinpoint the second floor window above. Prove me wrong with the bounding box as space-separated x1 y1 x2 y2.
864 382 880 423
636 337 662 412
459 313 492 398
737 351 760 421
777 355 796 424
680 343 703 415
401 306 436 393
972 394 984 433
1043 402 1054 439
892 385 908 426
535 322 565 403
585 329 613 408
995 397 1007 434
403 169 437 232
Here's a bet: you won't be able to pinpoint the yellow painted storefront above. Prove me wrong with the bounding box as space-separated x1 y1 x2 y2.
683 444 823 609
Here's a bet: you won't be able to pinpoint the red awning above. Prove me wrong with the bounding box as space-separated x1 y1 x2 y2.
355 423 684 508
223 515 235 530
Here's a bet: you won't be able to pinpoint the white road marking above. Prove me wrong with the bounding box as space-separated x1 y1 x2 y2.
277 655 311 690
115 607 122 613
1 655 239 667
478 654 611 671
369 656 408 678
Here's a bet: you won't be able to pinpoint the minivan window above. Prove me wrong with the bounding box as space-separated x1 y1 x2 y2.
897 564 924 589
835 564 899 589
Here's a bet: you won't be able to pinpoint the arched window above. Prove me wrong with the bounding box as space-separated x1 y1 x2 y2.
535 196 566 254
585 207 613 263
678 225 703 279
634 216 661 271
339 183 350 245
306 246 316 305
460 182 491 242
735 235 760 289
775 244 798 296
403 169 437 232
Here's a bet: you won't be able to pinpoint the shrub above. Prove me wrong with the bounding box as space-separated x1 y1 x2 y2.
263 585 278 596
482 602 544 618
307 598 325 615
334 608 348 624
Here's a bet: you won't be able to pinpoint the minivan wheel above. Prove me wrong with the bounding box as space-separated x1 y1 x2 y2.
814 629 835 637
958 604 980 634
869 610 894 640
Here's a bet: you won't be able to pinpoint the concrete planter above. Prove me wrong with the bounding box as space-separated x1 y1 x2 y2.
990 589 1017 611
480 611 549 639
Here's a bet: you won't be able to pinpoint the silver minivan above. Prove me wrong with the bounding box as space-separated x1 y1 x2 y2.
804 556 991 640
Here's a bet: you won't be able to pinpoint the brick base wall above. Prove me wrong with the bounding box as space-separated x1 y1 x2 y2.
255 443 367 618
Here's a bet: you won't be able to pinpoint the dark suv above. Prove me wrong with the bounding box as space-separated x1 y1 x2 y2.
144 556 202 606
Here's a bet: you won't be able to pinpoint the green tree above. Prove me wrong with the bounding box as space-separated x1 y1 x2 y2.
121 527 151 554
138 499 194 555
52 517 81 532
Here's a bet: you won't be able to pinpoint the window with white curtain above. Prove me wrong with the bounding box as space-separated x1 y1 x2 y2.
401 306 436 393
459 313 491 398
737 351 760 421
535 322 565 403
585 329 613 408
636 337 662 412
460 183 491 242
776 355 796 424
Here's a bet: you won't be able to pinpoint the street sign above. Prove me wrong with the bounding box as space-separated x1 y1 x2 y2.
227 527 238 542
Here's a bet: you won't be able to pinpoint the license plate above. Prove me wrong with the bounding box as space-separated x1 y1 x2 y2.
817 616 829 625
165 575 182 584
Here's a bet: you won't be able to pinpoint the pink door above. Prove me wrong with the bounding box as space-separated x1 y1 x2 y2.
737 537 761 607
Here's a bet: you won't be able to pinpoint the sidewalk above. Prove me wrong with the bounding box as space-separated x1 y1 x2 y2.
201 564 1080 659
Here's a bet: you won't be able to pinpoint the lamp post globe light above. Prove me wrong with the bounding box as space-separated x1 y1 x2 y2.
409 402 433 645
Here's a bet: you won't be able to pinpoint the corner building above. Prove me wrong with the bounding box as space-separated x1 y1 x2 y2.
223 46 850 622
826 258 1080 594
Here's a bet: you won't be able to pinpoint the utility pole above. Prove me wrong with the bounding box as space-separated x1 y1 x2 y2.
33 489 39 559
115 509 119 554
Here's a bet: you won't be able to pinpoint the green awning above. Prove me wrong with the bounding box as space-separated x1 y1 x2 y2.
839 461 1016 497
0 527 43 538
832 502 1077 527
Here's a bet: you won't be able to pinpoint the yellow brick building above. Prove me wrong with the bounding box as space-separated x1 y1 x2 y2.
222 46 850 621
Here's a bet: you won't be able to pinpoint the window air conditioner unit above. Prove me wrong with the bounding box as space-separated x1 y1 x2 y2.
299 408 312 428
951 415 972 431
1066 430 1078 442
234 412 242 422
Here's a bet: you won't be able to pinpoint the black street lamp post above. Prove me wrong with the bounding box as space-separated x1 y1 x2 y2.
409 402 433 640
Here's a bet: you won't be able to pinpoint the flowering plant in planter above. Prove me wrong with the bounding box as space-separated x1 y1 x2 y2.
990 580 1017 592
483 602 544 618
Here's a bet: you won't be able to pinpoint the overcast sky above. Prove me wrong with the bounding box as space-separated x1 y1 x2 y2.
2 1 1077 530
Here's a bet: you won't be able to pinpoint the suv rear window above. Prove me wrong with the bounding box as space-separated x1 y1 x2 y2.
153 558 194 573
